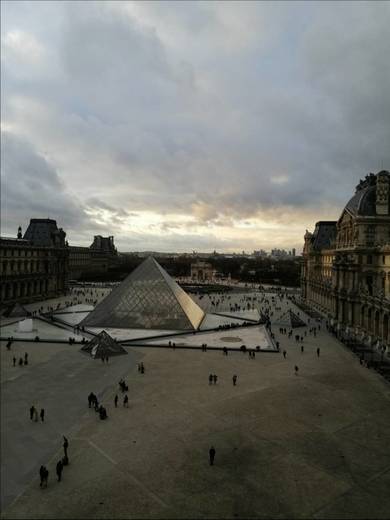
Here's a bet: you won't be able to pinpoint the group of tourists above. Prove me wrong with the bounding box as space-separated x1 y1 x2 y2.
13 352 28 367
208 374 218 384
137 363 145 374
119 379 129 392
39 436 69 488
30 405 45 422
88 392 98 408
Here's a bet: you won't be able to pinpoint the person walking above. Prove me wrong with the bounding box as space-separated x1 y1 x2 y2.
63 436 69 458
232 375 237 386
301 345 304 353
24 352 29 365
39 465 45 488
18 357 23 366
40 466 49 488
209 446 216 466
316 347 320 357
294 365 299 376
283 350 286 359
30 405 36 421
43 467 49 488
40 408 45 422
213 374 218 385
56 460 63 482
123 394 129 407
208 374 213 385
114 394 118 407
13 356 16 367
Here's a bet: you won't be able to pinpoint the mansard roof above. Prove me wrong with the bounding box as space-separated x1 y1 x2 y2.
345 170 390 217
23 219 66 247
311 221 337 250
344 184 376 217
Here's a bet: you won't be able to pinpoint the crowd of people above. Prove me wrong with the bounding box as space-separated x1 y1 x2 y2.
12 286 331 495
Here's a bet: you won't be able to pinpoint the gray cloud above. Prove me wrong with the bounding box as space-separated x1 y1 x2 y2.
1 131 90 235
1 1 389 251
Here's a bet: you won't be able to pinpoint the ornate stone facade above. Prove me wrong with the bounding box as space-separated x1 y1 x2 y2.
0 219 68 306
68 235 119 279
190 261 216 282
301 171 390 351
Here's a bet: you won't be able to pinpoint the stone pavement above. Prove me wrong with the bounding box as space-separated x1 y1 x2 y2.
1 296 390 519
1 342 142 511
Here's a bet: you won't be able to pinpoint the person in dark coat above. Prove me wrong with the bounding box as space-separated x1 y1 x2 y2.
63 436 69 457
56 460 63 482
40 409 45 422
209 446 216 466
41 467 49 488
232 375 237 386
114 394 118 407
123 395 129 407
30 405 36 421
39 465 45 487
13 356 16 366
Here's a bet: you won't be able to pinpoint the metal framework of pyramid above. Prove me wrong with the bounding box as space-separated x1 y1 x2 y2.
80 330 127 359
3 303 29 318
80 257 205 331
276 309 306 328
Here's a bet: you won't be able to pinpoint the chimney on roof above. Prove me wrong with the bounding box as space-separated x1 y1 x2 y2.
17 226 22 239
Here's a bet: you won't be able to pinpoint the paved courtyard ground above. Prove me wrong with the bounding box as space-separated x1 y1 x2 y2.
1 294 390 519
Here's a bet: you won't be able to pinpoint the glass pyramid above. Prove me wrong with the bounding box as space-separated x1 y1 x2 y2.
80 257 205 331
80 330 127 358
276 309 306 328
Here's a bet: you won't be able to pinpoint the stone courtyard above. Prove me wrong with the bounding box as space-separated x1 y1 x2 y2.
1 293 390 519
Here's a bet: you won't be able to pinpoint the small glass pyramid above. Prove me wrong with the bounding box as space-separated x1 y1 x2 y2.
276 309 306 328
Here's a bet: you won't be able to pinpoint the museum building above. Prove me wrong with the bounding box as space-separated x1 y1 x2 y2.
301 170 390 350
0 219 68 305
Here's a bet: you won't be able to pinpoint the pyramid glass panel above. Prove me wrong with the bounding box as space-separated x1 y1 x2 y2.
276 309 306 328
80 257 205 330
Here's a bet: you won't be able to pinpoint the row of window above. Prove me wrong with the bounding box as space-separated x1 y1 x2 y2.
0 260 50 274
1 279 50 300
0 248 48 258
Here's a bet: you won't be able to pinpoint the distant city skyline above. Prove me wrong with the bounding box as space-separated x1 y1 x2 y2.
1 1 389 252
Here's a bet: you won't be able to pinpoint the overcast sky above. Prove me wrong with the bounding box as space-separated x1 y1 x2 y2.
1 1 389 253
